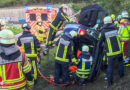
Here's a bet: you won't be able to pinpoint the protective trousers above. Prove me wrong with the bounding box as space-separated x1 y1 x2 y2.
46 26 56 46
107 54 124 83
28 57 38 85
76 76 87 85
121 41 128 59
54 60 69 84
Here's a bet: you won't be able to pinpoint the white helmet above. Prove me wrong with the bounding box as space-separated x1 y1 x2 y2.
61 4 68 9
0 29 15 44
60 4 68 14
0 19 6 26
104 16 112 24
117 15 122 19
82 45 89 52
69 30 78 38
121 10 129 18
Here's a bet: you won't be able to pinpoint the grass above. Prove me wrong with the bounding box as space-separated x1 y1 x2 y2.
8 26 23 35
40 47 57 67
35 47 57 88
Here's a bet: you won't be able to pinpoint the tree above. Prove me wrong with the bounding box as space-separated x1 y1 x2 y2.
0 0 129 15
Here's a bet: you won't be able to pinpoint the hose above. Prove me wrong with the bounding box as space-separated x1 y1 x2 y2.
38 69 69 86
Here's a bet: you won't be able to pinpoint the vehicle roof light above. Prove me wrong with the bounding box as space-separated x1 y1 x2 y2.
46 4 51 11
78 28 85 36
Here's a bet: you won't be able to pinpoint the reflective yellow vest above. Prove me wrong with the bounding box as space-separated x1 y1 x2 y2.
21 37 38 58
0 51 31 90
76 55 93 79
114 21 120 28
118 19 130 41
35 25 45 38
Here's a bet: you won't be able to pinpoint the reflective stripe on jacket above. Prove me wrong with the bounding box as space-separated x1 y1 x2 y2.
99 23 122 56
50 10 72 30
35 25 45 38
17 31 41 57
55 34 76 63
114 21 120 28
118 19 130 41
46 10 72 45
0 48 31 90
76 53 93 79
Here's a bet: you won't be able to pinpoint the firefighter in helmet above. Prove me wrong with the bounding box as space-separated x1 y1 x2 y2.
118 10 130 65
111 14 116 23
54 30 78 84
17 23 41 85
0 30 34 90
46 4 72 47
75 45 93 85
0 19 7 31
114 15 122 29
98 16 124 86
35 19 46 44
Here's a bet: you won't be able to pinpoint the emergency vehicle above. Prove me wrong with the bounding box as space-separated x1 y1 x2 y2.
26 6 57 35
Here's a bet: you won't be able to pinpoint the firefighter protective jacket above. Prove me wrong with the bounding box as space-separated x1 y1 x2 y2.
50 9 72 31
0 44 33 90
46 9 72 46
55 34 77 63
99 23 122 56
35 25 46 42
118 19 130 41
17 31 41 58
114 20 120 29
76 52 93 79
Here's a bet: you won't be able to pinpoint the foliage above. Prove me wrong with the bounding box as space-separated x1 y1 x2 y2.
0 0 129 17
8 26 23 35
70 3 86 12
70 0 130 16
94 0 130 15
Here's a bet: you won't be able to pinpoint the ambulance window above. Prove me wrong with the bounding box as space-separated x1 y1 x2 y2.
30 14 36 21
41 14 47 21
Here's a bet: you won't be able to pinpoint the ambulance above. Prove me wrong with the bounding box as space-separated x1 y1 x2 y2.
26 6 57 36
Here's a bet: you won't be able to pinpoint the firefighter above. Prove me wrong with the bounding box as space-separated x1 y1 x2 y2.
35 19 46 44
118 11 130 65
0 30 34 90
75 45 93 85
0 19 6 31
98 16 124 86
54 30 78 84
46 4 72 47
17 23 41 85
114 15 122 29
111 14 116 23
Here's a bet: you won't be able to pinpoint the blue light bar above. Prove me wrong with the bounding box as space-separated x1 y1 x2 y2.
46 4 52 10
24 4 28 11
